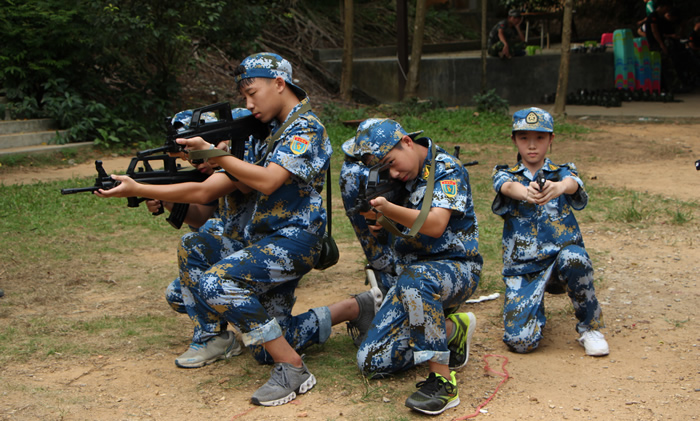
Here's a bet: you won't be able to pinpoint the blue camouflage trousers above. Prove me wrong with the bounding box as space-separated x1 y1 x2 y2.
176 230 324 364
357 259 480 377
166 233 244 334
502 244 604 353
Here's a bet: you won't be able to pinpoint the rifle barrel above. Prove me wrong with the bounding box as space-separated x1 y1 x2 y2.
60 186 99 195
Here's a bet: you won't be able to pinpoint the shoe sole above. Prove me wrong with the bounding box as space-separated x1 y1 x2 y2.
251 374 317 406
365 268 384 313
450 312 477 371
407 397 460 415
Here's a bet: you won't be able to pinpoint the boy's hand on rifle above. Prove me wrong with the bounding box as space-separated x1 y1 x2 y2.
176 136 209 151
146 199 173 214
359 208 384 236
94 174 137 198
369 196 390 214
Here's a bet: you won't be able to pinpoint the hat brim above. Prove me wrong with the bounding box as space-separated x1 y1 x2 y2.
288 82 307 100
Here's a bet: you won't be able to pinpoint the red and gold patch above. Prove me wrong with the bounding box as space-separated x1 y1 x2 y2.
291 136 309 155
441 180 457 197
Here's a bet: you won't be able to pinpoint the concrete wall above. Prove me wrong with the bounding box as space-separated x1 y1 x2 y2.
322 52 615 106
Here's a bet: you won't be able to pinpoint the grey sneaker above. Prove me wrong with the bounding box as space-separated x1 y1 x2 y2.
346 288 383 347
250 361 316 406
175 331 242 368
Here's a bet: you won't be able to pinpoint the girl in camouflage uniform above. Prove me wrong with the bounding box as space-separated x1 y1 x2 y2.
491 107 609 357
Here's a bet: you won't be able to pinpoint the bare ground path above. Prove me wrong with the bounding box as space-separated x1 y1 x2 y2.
0 121 698 421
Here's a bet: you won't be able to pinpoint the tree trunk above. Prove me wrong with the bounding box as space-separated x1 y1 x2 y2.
480 0 487 94
554 0 574 117
340 0 354 101
404 0 427 99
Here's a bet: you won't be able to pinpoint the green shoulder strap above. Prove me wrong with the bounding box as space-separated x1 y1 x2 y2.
377 141 436 238
189 101 313 163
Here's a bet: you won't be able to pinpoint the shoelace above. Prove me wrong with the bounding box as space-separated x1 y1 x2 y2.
268 364 291 388
416 374 455 395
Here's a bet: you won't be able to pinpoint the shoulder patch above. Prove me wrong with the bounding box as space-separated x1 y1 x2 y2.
290 136 309 155
440 180 458 197
422 164 431 180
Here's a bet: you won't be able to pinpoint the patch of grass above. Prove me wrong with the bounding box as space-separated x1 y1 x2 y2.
584 185 698 227
668 207 693 225
0 146 130 170
663 317 689 328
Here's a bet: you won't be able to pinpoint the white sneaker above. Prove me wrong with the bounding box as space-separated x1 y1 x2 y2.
578 330 609 357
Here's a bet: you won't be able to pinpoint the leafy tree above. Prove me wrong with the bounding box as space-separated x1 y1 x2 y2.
1 0 267 147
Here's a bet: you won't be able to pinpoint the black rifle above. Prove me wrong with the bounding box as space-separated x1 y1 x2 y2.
452 145 479 167
137 102 270 162
346 145 478 221
60 155 208 228
345 161 405 224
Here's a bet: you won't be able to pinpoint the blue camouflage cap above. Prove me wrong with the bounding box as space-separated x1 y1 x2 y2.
234 52 307 100
341 118 423 163
512 107 554 133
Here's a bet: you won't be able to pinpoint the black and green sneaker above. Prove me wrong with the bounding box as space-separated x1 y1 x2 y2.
405 371 460 415
447 312 477 370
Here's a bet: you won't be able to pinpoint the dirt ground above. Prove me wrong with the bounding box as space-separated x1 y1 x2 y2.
1 121 699 421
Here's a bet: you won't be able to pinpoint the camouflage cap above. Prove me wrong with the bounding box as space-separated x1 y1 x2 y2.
341 118 422 164
512 107 554 133
234 52 307 100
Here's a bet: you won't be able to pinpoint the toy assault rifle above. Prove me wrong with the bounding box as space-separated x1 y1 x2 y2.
60 155 208 228
346 145 478 222
345 160 405 223
137 102 270 162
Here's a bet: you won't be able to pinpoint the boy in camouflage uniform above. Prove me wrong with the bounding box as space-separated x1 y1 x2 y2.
487 9 527 58
156 107 256 365
491 107 609 357
335 118 482 415
97 52 332 407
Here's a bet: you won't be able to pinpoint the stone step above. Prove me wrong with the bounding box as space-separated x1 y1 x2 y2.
0 129 68 148
0 118 57 135
0 142 94 158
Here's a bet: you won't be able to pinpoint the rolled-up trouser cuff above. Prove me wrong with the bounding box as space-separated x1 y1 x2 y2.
414 349 450 366
241 318 283 346
311 306 332 344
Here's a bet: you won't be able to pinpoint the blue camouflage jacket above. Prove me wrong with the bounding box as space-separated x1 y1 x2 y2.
491 158 588 276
